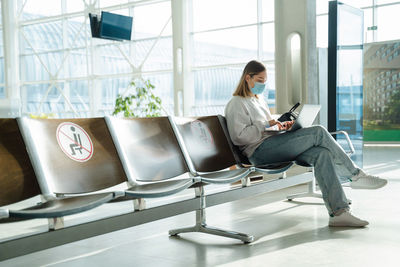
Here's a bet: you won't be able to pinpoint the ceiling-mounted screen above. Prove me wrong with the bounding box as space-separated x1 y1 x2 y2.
89 11 133 41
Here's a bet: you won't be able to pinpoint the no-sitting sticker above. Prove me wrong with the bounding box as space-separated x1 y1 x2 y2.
190 120 214 147
56 122 94 162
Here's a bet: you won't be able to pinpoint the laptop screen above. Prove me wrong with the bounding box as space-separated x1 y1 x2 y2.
290 104 321 131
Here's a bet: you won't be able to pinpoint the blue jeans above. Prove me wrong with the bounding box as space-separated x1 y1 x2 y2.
249 125 359 216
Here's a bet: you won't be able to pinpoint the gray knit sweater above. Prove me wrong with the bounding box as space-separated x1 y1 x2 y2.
224 96 280 157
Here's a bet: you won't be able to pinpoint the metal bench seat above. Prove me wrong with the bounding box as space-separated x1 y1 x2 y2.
105 116 199 208
0 119 119 225
8 192 114 219
172 116 255 184
124 179 195 198
107 116 253 242
196 168 253 184
170 115 269 243
14 117 130 229
253 162 294 174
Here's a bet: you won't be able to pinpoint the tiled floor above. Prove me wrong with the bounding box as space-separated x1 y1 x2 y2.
1 145 400 267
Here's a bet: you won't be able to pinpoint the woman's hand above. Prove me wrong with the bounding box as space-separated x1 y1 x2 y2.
278 120 295 130
268 119 282 128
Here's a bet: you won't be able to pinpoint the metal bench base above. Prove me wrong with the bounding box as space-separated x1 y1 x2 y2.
169 210 254 243
169 187 254 243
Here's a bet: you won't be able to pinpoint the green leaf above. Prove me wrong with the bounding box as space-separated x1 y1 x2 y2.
113 78 162 118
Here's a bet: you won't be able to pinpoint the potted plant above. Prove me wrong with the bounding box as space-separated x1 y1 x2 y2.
112 78 163 118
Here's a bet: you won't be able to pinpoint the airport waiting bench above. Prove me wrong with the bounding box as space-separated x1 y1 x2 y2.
0 116 321 261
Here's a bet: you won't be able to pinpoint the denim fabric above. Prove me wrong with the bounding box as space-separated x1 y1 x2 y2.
249 125 359 215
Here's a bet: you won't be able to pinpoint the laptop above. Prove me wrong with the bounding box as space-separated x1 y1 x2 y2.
267 104 321 132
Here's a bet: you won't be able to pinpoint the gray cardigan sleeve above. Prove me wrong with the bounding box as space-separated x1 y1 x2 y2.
225 98 267 146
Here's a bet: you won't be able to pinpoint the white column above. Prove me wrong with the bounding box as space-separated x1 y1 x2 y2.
274 0 318 114
1 0 21 117
171 0 193 116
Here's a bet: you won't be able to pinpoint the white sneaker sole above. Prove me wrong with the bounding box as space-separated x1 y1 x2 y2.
329 221 369 227
350 179 387 190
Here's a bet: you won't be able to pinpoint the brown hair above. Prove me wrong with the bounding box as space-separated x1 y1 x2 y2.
233 60 266 97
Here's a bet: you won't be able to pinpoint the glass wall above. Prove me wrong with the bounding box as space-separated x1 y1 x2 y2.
363 41 400 141
328 1 364 167
317 0 372 47
319 0 400 144
317 0 400 47
190 0 275 115
17 0 173 118
1 1 400 117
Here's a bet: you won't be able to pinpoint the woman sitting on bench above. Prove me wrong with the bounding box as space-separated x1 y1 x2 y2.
225 60 387 227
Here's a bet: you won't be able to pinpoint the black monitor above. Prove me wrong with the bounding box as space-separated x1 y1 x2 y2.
89 11 133 41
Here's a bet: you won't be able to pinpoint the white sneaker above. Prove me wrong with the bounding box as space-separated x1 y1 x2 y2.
350 170 387 190
329 211 369 227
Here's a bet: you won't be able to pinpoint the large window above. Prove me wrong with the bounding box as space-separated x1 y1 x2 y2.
190 0 275 115
318 0 400 144
317 0 400 47
2 1 400 117
17 0 173 118
363 41 400 142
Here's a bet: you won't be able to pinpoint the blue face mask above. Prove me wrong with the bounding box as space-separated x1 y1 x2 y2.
250 82 266 95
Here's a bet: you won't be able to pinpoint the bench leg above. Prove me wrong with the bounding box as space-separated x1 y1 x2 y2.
169 187 254 243
48 217 64 230
241 176 251 187
40 195 65 230
286 169 352 205
133 198 146 211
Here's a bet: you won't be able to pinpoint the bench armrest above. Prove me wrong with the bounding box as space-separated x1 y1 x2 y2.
330 131 355 156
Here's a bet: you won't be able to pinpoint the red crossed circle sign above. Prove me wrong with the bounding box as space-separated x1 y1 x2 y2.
56 122 94 162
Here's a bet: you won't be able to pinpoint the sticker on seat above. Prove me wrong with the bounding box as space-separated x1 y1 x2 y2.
56 122 94 162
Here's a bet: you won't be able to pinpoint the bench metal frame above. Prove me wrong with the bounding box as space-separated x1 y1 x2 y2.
0 171 312 261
